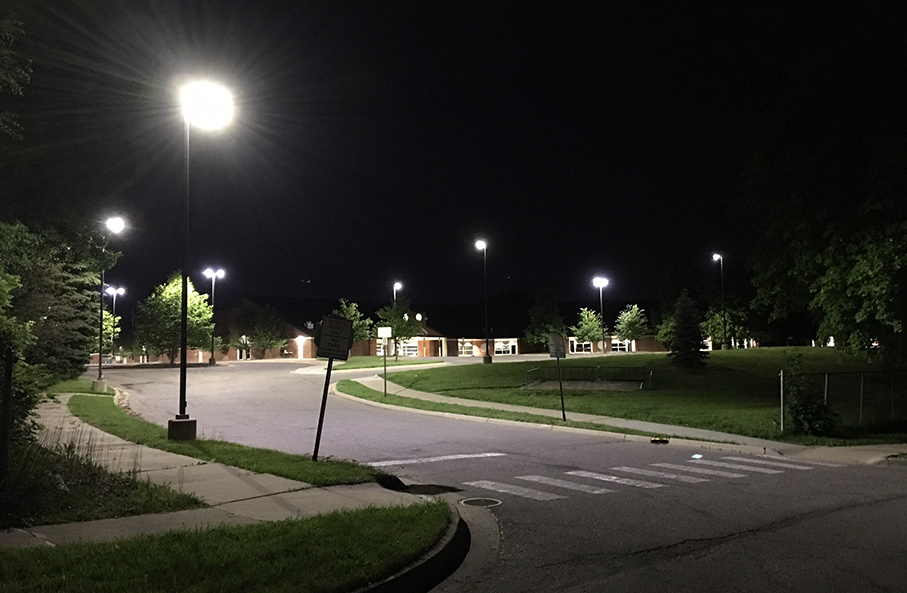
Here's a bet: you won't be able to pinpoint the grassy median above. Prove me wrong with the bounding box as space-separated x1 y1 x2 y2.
341 347 907 445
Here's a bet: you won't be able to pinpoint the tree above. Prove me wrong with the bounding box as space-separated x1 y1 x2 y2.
0 14 31 140
134 273 213 363
524 292 565 346
101 309 120 356
661 290 707 368
744 17 907 361
570 308 604 345
332 299 373 342
375 298 422 360
614 304 649 343
701 306 750 349
247 304 286 358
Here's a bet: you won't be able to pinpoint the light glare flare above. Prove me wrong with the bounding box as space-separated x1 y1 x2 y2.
593 276 609 288
181 81 234 130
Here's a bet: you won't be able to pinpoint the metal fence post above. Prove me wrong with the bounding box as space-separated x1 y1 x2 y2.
779 369 784 433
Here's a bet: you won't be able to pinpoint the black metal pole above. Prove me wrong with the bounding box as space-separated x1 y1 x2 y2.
178 121 189 419
97 270 104 380
720 257 727 349
598 286 605 354
483 246 491 362
312 357 334 461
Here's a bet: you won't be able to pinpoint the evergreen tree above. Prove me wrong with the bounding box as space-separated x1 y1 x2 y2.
524 292 566 346
664 290 708 368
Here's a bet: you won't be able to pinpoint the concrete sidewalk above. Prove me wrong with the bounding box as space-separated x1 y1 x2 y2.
349 376 907 466
0 394 432 550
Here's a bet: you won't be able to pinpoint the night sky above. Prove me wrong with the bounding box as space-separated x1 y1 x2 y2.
3 2 896 319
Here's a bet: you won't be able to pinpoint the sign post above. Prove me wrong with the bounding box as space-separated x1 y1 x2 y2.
548 334 567 421
377 326 392 397
312 315 354 461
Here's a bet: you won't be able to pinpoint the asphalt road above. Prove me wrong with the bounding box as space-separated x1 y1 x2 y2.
103 360 907 592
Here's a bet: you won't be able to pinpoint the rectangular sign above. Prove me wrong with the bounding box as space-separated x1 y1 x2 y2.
548 333 566 359
377 326 393 338
316 315 354 360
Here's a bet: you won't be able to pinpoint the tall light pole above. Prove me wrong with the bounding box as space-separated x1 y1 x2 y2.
475 239 491 363
203 268 225 365
172 80 233 441
712 253 727 350
593 276 609 353
393 281 402 303
95 216 125 392
104 286 125 361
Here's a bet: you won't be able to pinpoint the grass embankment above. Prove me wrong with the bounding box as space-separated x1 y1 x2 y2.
66 389 379 487
0 500 450 593
2 380 452 593
339 347 907 445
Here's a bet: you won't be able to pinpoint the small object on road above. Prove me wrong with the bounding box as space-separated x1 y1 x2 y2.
691 454 703 459
650 437 669 444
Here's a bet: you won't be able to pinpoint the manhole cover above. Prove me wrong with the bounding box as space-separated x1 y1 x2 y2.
460 497 502 508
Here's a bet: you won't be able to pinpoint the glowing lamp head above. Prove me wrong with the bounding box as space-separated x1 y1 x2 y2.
593 276 609 289
393 282 403 291
180 81 234 131
475 240 487 251
204 268 226 279
105 286 125 296
712 253 723 262
105 217 125 234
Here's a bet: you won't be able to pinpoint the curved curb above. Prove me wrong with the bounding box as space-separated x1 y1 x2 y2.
357 503 470 593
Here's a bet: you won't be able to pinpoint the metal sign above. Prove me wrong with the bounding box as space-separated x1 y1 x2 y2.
315 315 354 361
377 326 392 338
548 333 566 359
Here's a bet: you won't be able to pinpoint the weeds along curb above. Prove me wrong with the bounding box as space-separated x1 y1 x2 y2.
356 503 470 593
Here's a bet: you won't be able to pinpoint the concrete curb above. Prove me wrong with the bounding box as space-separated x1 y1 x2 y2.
357 503 470 593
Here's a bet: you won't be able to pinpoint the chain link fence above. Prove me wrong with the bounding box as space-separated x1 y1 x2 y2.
802 371 907 429
525 366 654 390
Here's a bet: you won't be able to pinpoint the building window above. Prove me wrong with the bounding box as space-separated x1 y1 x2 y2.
459 340 476 356
494 340 517 355
569 338 592 353
611 339 630 352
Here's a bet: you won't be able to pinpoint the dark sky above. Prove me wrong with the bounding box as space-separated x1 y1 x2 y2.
3 1 895 317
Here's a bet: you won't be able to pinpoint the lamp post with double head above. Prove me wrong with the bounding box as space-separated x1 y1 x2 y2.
95 216 125 392
203 268 225 365
104 285 125 361
171 80 233 441
592 276 609 353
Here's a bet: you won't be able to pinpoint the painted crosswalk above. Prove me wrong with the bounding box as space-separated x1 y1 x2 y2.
462 454 831 503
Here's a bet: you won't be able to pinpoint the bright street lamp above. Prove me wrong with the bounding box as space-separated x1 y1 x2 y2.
475 240 491 363
393 281 402 302
203 268 225 365
712 253 727 349
171 80 234 441
104 286 125 360
96 217 125 390
592 276 609 353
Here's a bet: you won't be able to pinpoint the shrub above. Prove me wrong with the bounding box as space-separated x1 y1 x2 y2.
783 353 837 435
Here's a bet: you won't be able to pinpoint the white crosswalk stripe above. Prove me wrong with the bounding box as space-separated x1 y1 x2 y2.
464 480 567 501
721 456 814 470
611 466 709 483
652 462 746 478
368 452 506 467
567 470 665 489
516 475 614 494
756 455 843 467
688 459 783 474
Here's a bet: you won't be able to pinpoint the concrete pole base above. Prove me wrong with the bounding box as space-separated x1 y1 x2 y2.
92 380 108 393
168 417 197 441
483 355 493 364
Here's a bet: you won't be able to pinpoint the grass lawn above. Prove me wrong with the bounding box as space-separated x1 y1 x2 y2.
0 500 451 593
361 347 907 445
65 393 383 487
335 355 442 370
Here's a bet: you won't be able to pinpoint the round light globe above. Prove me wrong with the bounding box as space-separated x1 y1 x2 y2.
106 217 125 234
475 240 487 251
181 81 234 131
712 253 723 262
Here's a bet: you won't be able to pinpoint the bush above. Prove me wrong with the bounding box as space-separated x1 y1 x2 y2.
783 353 838 435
